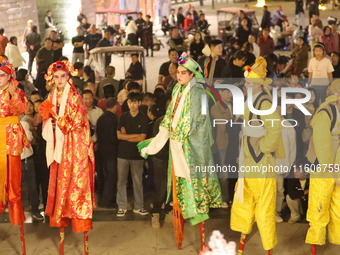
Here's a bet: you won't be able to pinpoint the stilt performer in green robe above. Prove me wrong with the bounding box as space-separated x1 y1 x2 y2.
138 52 222 250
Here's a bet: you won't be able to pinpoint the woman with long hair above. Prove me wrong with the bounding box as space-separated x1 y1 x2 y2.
190 32 204 61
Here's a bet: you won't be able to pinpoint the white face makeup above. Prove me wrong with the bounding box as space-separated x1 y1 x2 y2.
53 70 69 89
177 66 193 85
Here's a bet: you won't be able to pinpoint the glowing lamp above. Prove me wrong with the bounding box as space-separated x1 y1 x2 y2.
318 4 327 10
256 0 266 7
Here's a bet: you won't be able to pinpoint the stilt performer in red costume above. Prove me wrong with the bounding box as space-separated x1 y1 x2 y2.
0 57 29 255
40 61 95 255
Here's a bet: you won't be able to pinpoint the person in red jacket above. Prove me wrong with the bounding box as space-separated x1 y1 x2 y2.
184 13 193 36
257 28 275 57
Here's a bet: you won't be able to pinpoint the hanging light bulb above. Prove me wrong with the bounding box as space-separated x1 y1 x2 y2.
256 0 266 7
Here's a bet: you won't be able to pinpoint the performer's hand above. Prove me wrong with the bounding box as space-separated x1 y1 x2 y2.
140 148 149 159
121 127 126 134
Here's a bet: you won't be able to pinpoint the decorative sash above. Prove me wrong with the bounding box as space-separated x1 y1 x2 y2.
43 83 70 166
170 79 194 181
0 116 19 204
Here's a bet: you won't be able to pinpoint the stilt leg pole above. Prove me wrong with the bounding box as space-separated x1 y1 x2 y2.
237 233 247 255
84 231 89 255
311 244 316 255
60 227 65 255
20 224 26 255
199 221 205 250
178 216 184 250
268 250 272 255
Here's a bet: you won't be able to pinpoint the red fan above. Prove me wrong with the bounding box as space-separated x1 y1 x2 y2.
39 100 58 119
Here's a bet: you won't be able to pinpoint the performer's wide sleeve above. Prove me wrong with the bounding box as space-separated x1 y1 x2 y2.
259 100 282 154
57 93 87 135
8 88 28 116
141 126 169 157
312 111 334 164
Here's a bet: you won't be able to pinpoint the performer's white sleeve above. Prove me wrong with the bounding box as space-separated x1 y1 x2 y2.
141 126 169 157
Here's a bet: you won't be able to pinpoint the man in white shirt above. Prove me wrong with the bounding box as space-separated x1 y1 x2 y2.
169 9 177 28
248 35 260 58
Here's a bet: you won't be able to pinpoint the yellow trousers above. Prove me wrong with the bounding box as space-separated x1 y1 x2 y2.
306 175 340 245
230 178 277 250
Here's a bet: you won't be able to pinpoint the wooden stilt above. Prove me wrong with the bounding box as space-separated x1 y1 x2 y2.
177 216 185 250
199 221 205 250
60 227 65 255
20 224 26 255
84 231 89 255
311 244 316 255
237 233 247 255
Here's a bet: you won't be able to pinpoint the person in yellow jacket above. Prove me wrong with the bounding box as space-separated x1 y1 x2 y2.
230 57 284 254
305 79 340 255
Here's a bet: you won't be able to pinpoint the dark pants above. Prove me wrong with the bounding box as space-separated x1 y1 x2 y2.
136 32 143 46
28 50 37 74
128 33 137 45
21 156 40 213
152 157 168 213
99 157 117 207
34 147 49 209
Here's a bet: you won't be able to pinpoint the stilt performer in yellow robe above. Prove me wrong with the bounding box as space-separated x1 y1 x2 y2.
230 57 284 254
305 79 340 255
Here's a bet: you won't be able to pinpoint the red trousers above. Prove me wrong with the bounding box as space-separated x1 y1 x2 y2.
46 162 93 233
0 155 25 225
50 218 93 233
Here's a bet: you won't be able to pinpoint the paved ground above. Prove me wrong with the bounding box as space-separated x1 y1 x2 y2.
0 212 339 254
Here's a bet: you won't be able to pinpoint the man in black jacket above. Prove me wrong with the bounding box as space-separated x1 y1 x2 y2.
177 7 185 31
25 25 41 75
222 50 247 79
295 0 305 28
135 12 146 46
97 29 112 68
96 97 119 208
282 93 306 162
286 166 309 223
261 5 272 29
